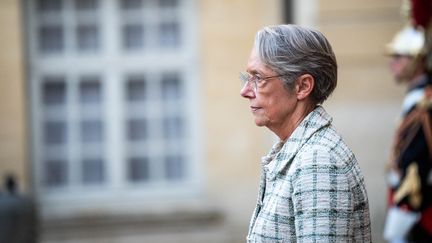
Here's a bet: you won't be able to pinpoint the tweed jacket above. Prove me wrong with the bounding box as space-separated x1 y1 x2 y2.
247 106 371 243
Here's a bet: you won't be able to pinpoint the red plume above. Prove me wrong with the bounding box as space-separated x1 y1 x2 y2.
411 0 432 28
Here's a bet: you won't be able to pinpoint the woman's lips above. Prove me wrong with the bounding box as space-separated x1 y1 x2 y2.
251 106 261 112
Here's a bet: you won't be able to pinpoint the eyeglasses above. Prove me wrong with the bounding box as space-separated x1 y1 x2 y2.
239 71 286 92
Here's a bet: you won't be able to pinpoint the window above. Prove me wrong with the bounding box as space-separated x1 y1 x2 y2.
39 25 64 53
38 0 62 12
26 0 200 214
44 121 67 145
121 0 142 9
122 24 144 50
119 0 182 51
158 21 180 47
126 75 146 101
127 119 147 141
44 159 68 187
128 157 150 182
76 25 99 51
82 158 104 184
42 79 66 105
75 0 98 11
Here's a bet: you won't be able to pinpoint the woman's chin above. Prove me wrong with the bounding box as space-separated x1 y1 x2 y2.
253 118 268 127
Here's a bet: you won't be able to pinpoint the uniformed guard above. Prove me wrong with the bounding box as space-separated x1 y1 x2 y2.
383 1 432 241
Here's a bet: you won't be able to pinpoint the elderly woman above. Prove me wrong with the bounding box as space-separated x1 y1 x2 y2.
240 25 371 242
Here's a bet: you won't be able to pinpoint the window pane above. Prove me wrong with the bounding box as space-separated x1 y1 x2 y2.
128 157 150 182
39 25 64 53
161 73 181 99
38 0 62 12
80 77 101 104
77 25 99 51
44 159 67 187
75 0 98 11
121 0 142 9
165 155 183 180
82 158 104 184
158 22 180 47
158 0 177 8
122 24 144 50
126 76 146 101
163 116 183 139
42 78 66 105
44 121 67 144
81 120 103 142
127 119 147 141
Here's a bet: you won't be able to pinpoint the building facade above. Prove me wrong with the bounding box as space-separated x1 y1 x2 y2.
0 0 404 242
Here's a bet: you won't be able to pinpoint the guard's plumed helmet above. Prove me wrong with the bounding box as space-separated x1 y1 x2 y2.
386 25 425 56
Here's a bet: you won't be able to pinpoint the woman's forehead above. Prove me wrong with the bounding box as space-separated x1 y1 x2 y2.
246 50 273 74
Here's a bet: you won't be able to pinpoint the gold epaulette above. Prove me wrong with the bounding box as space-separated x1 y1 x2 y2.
416 85 432 109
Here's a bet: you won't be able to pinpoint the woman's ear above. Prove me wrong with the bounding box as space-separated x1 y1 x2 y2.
295 74 314 100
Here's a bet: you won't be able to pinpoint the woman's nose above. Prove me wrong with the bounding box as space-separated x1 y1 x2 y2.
240 82 255 98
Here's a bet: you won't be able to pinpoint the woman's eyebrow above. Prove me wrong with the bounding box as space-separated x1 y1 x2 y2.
246 69 261 76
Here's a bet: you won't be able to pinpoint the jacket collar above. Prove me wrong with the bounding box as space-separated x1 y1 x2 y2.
262 106 333 180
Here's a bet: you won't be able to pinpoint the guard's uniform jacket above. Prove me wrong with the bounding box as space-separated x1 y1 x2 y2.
388 75 432 242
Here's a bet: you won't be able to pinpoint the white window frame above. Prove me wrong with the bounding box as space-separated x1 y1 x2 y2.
25 0 203 218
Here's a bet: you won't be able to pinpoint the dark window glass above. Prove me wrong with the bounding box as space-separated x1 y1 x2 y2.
38 0 62 12
128 157 150 182
126 76 146 101
81 120 103 142
75 0 98 11
123 24 144 50
82 158 104 184
42 78 66 105
77 25 99 51
158 0 177 8
44 159 67 187
158 22 180 47
121 0 142 9
165 155 183 180
80 77 101 104
44 121 67 144
39 25 64 53
161 73 181 99
127 119 147 141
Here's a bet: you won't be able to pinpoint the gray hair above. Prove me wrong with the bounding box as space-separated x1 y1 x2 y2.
254 24 337 104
